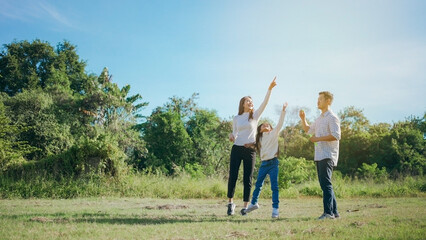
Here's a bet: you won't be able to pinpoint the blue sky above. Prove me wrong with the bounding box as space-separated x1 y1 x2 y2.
1 0 425 124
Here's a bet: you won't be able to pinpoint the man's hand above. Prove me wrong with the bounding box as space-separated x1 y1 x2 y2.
299 109 306 120
299 109 310 133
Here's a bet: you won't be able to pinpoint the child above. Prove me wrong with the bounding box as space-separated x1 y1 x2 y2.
243 102 287 218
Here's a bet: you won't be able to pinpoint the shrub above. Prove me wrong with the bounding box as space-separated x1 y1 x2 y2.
278 156 316 189
3 134 128 180
357 163 389 181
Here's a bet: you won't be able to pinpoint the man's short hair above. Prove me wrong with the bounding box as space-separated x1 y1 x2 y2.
319 91 334 104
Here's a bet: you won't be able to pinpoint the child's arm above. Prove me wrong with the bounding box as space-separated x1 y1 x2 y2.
253 77 277 119
272 102 288 136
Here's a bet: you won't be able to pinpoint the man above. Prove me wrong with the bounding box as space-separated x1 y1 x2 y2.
299 91 341 220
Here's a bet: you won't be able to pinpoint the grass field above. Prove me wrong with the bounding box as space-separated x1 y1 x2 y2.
1 197 425 239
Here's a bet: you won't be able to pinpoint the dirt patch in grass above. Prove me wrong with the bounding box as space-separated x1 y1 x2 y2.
225 231 248 238
144 204 189 210
30 217 70 223
350 221 366 227
302 226 327 234
365 204 386 208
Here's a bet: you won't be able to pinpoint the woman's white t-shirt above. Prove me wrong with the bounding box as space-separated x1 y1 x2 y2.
232 90 271 146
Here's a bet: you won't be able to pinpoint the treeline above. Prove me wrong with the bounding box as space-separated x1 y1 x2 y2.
0 40 425 181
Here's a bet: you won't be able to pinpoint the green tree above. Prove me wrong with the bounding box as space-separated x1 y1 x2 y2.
280 107 314 160
79 68 148 165
338 106 371 175
186 109 232 176
140 94 232 176
0 101 37 170
0 39 88 96
0 40 148 172
387 121 425 175
141 109 194 174
1 90 74 159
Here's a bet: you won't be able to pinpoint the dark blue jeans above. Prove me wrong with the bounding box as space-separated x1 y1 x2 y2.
316 158 338 216
251 158 279 208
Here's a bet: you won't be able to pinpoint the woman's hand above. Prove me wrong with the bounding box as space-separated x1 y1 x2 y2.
268 76 277 90
229 133 235 142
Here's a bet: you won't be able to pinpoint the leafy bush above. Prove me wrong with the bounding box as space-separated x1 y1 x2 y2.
183 163 205 179
278 156 316 189
3 134 128 180
357 163 389 181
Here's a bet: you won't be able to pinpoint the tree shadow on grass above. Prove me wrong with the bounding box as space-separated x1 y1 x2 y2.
3 212 314 225
70 213 314 225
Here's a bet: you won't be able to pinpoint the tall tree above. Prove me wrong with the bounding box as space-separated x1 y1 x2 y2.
186 109 232 175
336 106 372 174
0 40 148 165
0 39 89 96
141 109 194 174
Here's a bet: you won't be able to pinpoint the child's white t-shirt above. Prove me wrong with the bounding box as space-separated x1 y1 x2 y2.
259 110 286 161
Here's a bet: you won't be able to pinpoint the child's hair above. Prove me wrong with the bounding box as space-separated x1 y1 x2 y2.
255 122 280 156
238 96 254 120
255 122 272 152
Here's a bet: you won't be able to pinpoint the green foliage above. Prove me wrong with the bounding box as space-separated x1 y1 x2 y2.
0 40 88 96
1 171 424 199
338 106 371 175
281 125 314 160
3 133 128 180
140 95 232 176
357 163 388 181
278 157 316 189
141 110 193 174
183 163 205 179
388 120 425 175
1 89 74 159
0 40 147 179
369 117 425 176
0 101 38 170
186 109 233 176
1 39 424 195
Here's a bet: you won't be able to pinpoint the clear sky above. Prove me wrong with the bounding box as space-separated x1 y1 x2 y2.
1 0 425 124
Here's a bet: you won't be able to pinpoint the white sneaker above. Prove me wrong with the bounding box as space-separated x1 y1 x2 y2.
245 203 259 213
318 213 335 220
227 203 235 216
272 208 279 218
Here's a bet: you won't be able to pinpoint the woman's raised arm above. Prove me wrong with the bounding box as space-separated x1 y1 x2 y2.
254 76 276 119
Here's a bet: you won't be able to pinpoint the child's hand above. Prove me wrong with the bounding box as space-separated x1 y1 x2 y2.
244 142 256 150
282 102 288 111
268 76 277 90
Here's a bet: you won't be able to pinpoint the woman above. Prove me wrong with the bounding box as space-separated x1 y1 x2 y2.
227 77 277 216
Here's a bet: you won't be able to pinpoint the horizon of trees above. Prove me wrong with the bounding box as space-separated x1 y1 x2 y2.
0 39 424 179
